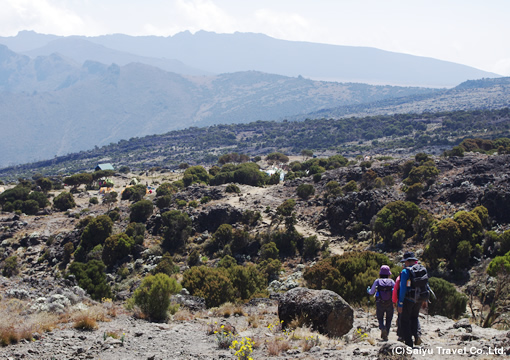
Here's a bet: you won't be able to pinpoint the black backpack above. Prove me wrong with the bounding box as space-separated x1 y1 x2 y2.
406 264 430 302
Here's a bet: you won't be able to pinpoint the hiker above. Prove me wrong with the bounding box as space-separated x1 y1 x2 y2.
393 274 422 342
367 265 395 340
397 251 429 347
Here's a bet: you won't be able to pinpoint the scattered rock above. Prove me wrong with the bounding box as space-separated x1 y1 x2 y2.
278 287 354 337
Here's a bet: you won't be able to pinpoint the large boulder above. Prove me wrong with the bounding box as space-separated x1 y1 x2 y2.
278 287 353 337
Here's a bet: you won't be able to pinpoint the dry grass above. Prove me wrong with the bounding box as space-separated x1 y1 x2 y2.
0 296 121 346
215 302 235 318
247 314 260 328
287 313 310 329
266 338 291 355
0 299 61 346
173 309 194 321
289 324 315 340
73 314 98 331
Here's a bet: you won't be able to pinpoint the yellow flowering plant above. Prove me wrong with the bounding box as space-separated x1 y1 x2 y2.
230 337 255 360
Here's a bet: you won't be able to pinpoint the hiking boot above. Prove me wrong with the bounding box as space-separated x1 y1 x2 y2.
381 329 388 340
415 336 422 345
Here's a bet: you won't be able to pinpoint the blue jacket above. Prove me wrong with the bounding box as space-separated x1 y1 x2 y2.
398 268 411 308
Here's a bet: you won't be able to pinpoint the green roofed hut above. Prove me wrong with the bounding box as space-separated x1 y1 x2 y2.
95 163 115 171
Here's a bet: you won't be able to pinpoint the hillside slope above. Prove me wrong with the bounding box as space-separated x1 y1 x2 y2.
0 45 437 167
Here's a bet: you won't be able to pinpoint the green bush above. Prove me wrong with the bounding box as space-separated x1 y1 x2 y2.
126 222 145 245
296 184 315 199
260 242 279 260
303 251 398 304
69 260 112 301
156 182 176 197
36 177 53 192
2 256 19 277
0 186 30 205
156 195 173 209
63 242 74 264
161 210 192 251
207 224 233 253
266 152 289 164
257 259 281 282
108 210 120 222
133 273 182 322
210 162 269 187
80 215 114 250
182 266 235 308
241 210 261 226
21 200 39 215
200 196 211 204
325 181 342 197
269 172 281 185
102 233 135 266
188 249 201 267
182 259 267 308
428 277 467 319
225 184 241 193
28 191 50 208
153 252 179 276
182 166 210 187
342 180 358 193
302 235 321 259
121 184 147 202
129 200 154 223
487 251 510 276
373 201 425 248
53 192 76 211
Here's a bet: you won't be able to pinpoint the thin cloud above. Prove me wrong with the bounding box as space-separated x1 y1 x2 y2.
0 0 87 35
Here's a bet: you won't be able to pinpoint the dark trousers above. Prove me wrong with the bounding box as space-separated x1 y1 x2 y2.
396 312 421 338
376 301 394 331
401 299 423 347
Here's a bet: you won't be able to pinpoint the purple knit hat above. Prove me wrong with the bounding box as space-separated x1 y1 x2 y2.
379 265 391 276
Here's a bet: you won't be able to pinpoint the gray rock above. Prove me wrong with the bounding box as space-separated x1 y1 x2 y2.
453 318 472 333
278 287 354 337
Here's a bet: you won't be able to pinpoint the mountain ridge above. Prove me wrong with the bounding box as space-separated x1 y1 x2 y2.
0 30 500 87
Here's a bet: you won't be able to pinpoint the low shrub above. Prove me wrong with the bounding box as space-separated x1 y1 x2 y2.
296 184 315 199
129 200 153 223
303 251 398 304
132 273 182 322
2 256 19 277
102 233 134 266
428 277 467 319
53 192 76 211
68 260 112 301
225 184 241 193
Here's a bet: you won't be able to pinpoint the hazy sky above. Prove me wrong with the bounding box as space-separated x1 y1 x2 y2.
1 0 509 75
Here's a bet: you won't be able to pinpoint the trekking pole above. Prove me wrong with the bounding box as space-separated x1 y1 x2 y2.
367 299 371 330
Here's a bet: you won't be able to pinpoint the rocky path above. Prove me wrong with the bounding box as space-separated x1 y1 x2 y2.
2 301 509 360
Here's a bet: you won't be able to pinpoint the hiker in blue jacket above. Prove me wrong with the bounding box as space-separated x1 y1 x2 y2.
367 265 395 340
398 251 428 347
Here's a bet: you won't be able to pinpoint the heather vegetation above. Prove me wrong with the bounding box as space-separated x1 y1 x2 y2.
2 108 510 180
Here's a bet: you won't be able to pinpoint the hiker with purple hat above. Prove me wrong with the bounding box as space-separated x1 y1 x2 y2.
367 265 395 340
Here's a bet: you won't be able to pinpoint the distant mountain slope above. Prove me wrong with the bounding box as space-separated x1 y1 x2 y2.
22 37 211 76
0 47 437 167
295 77 510 121
0 30 501 87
